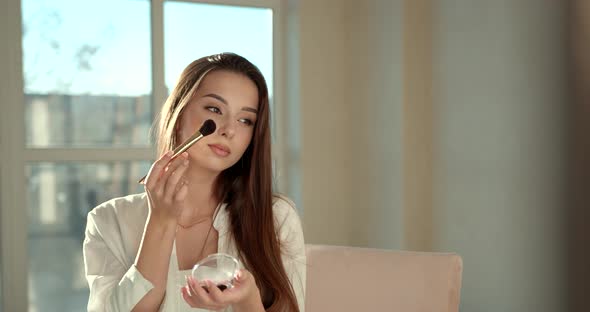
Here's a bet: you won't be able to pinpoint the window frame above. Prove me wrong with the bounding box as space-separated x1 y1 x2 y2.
0 0 287 310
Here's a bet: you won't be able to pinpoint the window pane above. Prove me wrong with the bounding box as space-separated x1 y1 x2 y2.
22 0 152 148
163 2 273 97
26 161 150 311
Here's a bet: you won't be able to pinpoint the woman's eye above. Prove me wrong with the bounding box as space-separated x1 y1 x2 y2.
239 118 254 126
206 106 221 114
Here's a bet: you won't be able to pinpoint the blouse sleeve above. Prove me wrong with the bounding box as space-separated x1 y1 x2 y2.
83 208 154 311
274 197 307 312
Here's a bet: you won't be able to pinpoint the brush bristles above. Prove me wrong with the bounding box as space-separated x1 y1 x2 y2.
200 119 216 136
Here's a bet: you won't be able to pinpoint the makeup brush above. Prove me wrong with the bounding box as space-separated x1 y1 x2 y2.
138 119 216 184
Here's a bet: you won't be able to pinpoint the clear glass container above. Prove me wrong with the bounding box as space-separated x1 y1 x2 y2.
192 253 240 291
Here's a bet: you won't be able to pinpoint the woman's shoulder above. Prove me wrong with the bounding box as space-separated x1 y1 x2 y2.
271 194 305 255
272 193 297 213
87 192 148 226
272 194 302 229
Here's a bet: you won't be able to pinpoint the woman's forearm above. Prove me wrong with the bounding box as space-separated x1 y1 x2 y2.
132 217 177 311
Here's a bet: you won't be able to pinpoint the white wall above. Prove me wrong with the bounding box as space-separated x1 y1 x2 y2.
347 0 405 249
297 0 568 311
298 0 405 248
298 0 355 245
431 1 567 311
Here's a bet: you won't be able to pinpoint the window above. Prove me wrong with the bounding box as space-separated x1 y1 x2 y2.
22 0 153 148
0 0 286 310
163 2 273 96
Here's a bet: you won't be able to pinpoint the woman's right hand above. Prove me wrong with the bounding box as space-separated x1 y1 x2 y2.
144 150 190 227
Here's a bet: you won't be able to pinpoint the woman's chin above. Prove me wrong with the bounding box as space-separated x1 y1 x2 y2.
193 158 233 173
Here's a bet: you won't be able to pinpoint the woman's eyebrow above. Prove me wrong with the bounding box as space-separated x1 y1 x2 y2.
204 93 227 104
204 93 258 114
242 107 258 114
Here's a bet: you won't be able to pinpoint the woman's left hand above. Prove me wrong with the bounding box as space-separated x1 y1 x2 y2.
181 269 263 311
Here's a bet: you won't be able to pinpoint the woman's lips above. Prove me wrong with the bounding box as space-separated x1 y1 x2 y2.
208 144 230 157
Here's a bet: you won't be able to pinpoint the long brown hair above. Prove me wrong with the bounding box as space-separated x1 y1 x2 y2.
154 53 299 311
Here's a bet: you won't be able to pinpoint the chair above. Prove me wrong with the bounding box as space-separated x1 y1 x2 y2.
305 244 463 311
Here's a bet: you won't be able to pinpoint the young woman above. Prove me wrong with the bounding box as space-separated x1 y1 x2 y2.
83 53 305 311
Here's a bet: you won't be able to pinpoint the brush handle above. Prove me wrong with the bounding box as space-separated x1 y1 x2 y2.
138 132 204 184
170 133 204 157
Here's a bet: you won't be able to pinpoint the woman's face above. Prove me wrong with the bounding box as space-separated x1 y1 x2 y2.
176 70 259 173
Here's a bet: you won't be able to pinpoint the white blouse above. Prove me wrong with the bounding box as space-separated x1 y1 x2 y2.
83 193 306 312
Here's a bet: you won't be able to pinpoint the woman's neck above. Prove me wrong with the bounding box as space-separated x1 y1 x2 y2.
178 166 220 224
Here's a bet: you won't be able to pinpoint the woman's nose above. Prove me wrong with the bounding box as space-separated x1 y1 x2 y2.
217 119 235 138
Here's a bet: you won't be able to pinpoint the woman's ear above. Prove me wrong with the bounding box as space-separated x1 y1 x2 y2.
173 116 182 144
175 120 181 132
175 111 183 133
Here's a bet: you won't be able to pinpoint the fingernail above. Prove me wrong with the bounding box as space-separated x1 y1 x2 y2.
166 150 173 156
184 159 189 166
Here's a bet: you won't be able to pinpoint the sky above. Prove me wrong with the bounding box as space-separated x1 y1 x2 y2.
21 0 274 97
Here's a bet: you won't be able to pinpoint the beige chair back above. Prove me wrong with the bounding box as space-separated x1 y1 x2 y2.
305 244 463 312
